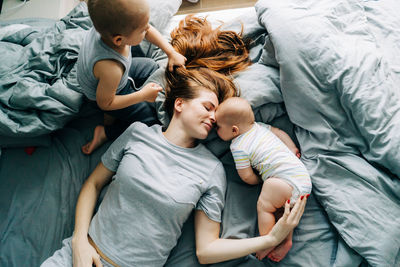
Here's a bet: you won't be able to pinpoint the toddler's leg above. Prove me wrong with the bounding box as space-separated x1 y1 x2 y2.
103 113 116 126
82 125 108 155
129 57 159 88
256 178 293 261
81 113 118 155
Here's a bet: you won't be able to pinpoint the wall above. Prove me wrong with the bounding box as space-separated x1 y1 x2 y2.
0 0 80 21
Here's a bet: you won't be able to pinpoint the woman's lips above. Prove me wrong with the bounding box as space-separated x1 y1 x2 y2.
203 122 212 131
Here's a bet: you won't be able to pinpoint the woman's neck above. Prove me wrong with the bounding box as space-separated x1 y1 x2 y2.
163 120 197 148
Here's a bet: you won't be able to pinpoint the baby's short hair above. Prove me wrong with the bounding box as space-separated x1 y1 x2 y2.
217 97 254 126
88 0 149 38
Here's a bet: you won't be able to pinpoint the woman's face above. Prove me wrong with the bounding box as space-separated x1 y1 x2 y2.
178 89 219 140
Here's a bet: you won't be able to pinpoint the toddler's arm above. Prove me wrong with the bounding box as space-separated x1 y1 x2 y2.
94 60 162 111
270 126 301 158
237 167 261 185
145 25 186 71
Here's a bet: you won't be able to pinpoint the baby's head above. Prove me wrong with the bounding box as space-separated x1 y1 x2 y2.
88 0 150 46
215 97 254 141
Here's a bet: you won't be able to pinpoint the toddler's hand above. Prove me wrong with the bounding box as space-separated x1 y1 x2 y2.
139 83 163 102
168 50 187 72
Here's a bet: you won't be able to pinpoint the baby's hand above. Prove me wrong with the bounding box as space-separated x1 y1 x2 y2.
292 147 301 159
139 82 162 102
167 50 187 72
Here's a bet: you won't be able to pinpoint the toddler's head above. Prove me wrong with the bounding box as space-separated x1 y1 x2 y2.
215 97 254 141
88 0 150 45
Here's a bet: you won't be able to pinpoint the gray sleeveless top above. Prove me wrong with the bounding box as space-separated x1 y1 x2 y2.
76 28 132 101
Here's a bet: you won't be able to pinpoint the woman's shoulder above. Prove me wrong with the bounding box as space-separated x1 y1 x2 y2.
128 121 157 131
123 122 160 140
196 143 221 161
195 145 225 175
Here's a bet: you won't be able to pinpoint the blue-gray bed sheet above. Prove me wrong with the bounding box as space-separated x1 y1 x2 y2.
1 0 399 267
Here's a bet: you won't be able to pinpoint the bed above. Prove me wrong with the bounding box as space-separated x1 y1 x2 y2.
1 0 399 266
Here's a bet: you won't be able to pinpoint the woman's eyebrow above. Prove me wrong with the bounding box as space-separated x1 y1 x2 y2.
204 101 216 108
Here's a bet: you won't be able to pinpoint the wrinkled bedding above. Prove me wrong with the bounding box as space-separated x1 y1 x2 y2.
256 0 400 266
1 0 399 266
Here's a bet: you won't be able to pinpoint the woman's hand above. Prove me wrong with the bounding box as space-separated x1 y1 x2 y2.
167 50 187 72
72 236 103 267
267 194 308 246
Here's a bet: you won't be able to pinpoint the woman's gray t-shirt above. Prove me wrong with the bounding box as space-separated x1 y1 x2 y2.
89 122 226 267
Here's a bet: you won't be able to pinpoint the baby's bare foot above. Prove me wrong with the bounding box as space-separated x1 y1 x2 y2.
267 238 292 262
255 247 274 261
82 125 107 155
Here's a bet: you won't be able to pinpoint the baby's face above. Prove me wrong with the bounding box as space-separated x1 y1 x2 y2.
215 113 234 141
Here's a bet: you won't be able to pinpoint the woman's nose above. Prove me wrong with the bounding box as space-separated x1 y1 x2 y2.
209 111 216 123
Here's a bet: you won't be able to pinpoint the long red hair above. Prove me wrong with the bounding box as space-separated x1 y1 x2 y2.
164 15 251 117
170 15 251 75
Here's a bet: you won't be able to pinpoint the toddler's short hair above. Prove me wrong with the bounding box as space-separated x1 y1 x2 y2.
88 0 149 38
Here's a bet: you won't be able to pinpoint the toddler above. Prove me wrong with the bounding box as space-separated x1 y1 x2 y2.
77 0 186 154
215 97 312 262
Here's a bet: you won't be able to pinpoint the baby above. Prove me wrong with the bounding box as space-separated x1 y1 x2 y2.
77 0 186 154
215 97 312 262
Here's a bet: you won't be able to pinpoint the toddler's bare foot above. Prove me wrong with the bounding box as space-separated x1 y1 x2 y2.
267 237 292 262
82 125 107 155
255 247 274 261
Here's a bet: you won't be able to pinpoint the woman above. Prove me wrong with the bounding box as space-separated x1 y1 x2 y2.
41 66 307 267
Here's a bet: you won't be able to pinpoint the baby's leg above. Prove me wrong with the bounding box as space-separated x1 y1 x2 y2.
256 178 293 261
268 230 293 262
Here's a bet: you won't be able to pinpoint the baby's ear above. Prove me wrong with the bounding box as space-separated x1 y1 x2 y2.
232 125 240 137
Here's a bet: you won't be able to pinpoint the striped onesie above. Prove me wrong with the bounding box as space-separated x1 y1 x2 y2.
231 122 312 202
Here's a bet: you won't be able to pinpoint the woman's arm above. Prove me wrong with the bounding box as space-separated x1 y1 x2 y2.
270 126 301 158
71 162 115 267
145 25 186 71
195 195 307 264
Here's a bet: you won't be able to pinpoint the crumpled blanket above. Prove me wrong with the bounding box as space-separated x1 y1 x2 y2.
256 0 400 266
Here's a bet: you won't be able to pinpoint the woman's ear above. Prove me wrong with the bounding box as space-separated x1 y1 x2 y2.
112 35 123 46
174 98 184 113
